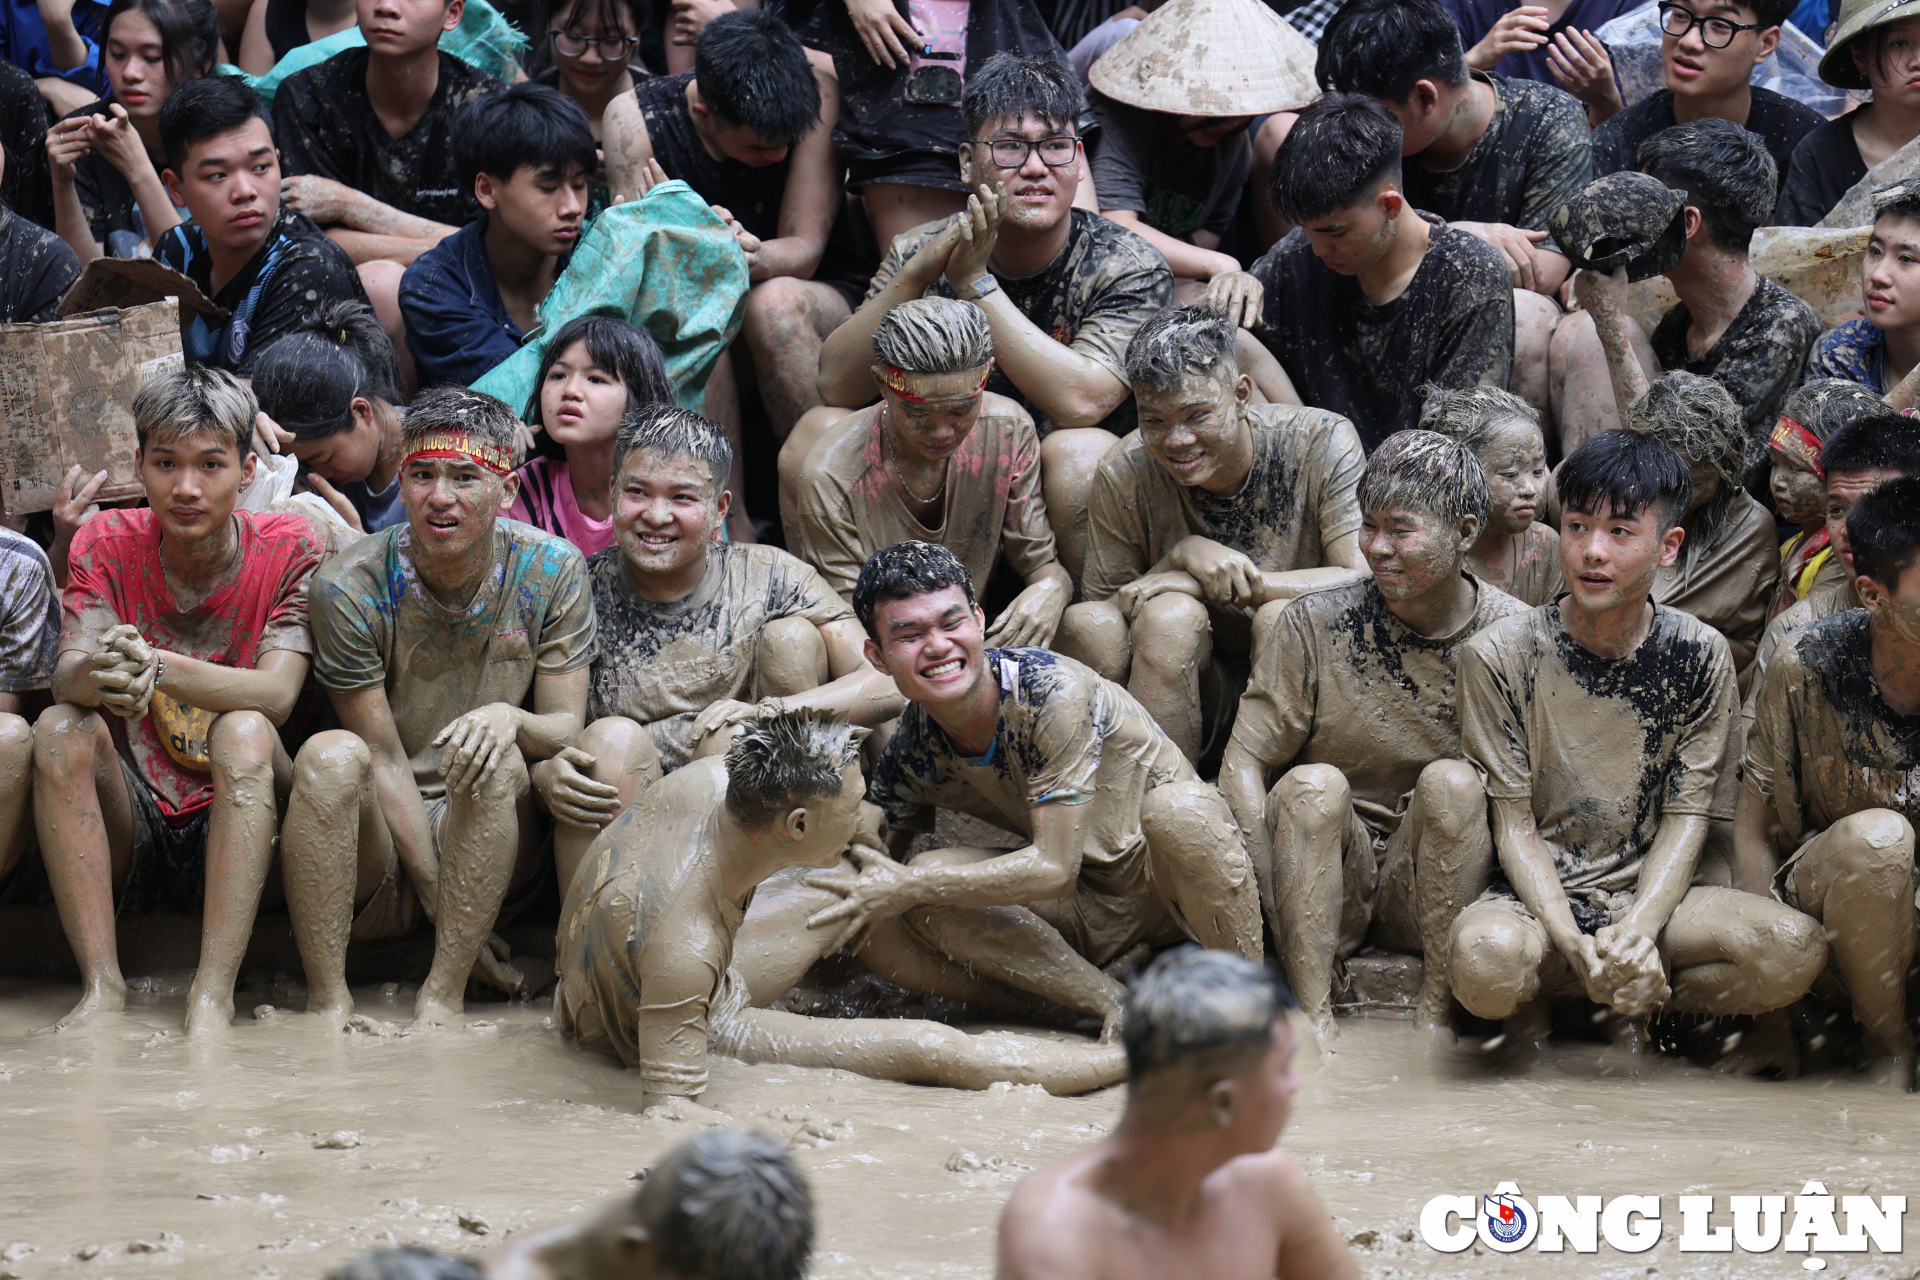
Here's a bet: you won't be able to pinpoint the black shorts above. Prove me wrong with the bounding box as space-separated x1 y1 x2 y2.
118 757 209 916
846 150 968 194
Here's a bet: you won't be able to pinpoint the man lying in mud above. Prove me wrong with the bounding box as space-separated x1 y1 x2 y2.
1738 478 1920 1092
32 367 327 1036
283 388 599 1028
1056 304 1366 763
554 708 1124 1100
1447 429 1827 1055
1218 430 1529 1037
531 405 900 897
996 948 1359 1280
805 540 1263 1035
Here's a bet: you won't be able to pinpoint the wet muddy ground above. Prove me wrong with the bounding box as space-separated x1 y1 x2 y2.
1 977 1917 1279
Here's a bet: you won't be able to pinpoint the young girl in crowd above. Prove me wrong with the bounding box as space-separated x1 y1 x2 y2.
508 313 673 557
1766 379 1882 617
530 0 647 141
1418 385 1563 607
46 0 219 262
252 301 410 534
1777 1 1920 225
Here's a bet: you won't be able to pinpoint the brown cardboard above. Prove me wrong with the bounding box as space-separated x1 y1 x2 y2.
55 257 225 319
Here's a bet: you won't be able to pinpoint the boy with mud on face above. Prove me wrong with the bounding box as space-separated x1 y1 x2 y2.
1447 428 1826 1060
32 366 328 1037
532 404 900 898
1218 431 1530 1039
1054 303 1367 764
284 387 599 1028
1418 384 1563 607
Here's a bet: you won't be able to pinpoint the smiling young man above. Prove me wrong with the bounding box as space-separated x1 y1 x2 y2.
1250 93 1515 451
31 367 328 1036
1056 305 1366 763
151 76 367 376
1811 179 1920 397
1218 431 1529 1035
399 83 594 389
532 405 899 897
281 388 599 1028
1446 429 1826 1055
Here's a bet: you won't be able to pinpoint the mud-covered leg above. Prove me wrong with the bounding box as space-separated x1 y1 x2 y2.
1263 764 1350 1034
553 717 660 899
282 731 390 1026
415 748 530 1024
1039 428 1117 588
1449 897 1551 1026
32 704 134 1028
185 710 287 1038
1408 759 1496 1029
1127 592 1211 762
1141 778 1262 961
0 713 34 882
1052 599 1131 683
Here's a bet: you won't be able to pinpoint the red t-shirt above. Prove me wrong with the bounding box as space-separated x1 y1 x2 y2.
61 509 324 822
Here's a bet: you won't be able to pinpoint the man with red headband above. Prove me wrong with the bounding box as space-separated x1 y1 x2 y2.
281 387 599 1028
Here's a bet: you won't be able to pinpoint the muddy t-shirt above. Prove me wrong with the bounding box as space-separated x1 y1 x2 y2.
311 518 598 798
1081 404 1364 603
1749 577 1859 701
1492 522 1565 608
273 48 500 227
1232 575 1529 837
555 760 745 1090
1648 278 1820 442
0 527 58 692
1251 217 1515 450
1654 492 1777 654
793 396 1055 604
62 509 324 821
586 542 853 771
1775 109 1866 228
865 208 1172 435
1400 73 1592 233
1088 93 1251 239
1594 88 1822 181
1460 603 1739 916
0 205 78 323
1745 610 1920 846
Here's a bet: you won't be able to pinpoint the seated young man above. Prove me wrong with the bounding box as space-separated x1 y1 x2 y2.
1554 120 1821 456
602 9 865 448
788 297 1071 644
1250 92 1514 451
281 387 598 1028
32 367 327 1035
399 83 594 389
1219 431 1529 1034
1447 430 1826 1052
1056 304 1367 763
1810 177 1920 397
0 527 60 896
803 541 1263 1035
1738 477 1920 1091
805 53 1174 579
997 949 1359 1280
153 76 368 376
531 404 900 897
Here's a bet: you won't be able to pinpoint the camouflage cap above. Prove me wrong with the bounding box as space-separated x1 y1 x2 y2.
1547 171 1688 283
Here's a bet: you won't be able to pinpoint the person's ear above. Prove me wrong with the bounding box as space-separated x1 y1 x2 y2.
783 805 810 842
1858 573 1890 615
864 636 888 672
474 170 499 211
240 448 258 488
1753 24 1781 64
1380 187 1404 221
1457 512 1481 553
958 141 976 186
1659 521 1686 568
1234 372 1254 407
1682 205 1704 243
497 470 521 510
714 486 732 526
973 602 988 632
161 167 183 207
1411 80 1441 118
443 0 465 33
351 396 377 432
1206 1078 1237 1128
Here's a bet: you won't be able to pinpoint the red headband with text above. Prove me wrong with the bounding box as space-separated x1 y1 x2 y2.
402 429 515 477
1768 416 1823 480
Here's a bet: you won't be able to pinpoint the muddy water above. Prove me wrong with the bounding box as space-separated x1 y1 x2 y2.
1 977 1917 1279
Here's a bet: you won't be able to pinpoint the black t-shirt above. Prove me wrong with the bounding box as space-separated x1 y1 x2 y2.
1648 275 1821 443
1088 91 1251 239
0 60 54 230
1774 108 1866 227
1593 87 1823 183
263 0 311 62
1401 72 1592 231
273 47 501 227
1250 215 1515 451
0 207 80 322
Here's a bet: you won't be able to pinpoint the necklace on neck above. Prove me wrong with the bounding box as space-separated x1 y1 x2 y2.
883 404 948 505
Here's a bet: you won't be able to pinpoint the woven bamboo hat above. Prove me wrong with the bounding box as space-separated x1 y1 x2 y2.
1819 0 1920 90
1088 0 1321 117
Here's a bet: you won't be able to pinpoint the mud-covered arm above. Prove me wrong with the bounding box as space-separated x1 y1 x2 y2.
330 684 444 914
816 223 961 406
602 89 651 205
1252 535 1368 604
1731 786 1781 897
1574 266 1647 435
146 647 310 725
1490 795 1591 962
770 618 903 727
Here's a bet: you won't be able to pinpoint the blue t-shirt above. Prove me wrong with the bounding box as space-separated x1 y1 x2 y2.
1808 317 1888 395
399 215 553 389
1443 0 1641 83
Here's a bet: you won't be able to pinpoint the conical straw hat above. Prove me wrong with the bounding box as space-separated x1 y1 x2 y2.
1088 0 1321 117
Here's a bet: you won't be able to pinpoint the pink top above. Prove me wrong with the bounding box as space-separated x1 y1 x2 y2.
506 457 617 558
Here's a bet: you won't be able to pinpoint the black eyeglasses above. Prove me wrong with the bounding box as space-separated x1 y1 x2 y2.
1657 3 1761 47
976 136 1080 170
549 27 640 58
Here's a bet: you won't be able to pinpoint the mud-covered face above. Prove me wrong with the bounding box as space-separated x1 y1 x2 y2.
140 428 254 544
1134 365 1250 493
1477 418 1549 536
288 402 382 485
1561 500 1682 617
1768 448 1825 526
875 365 992 463
1360 503 1473 603
1828 468 1904 581
401 454 511 562
613 448 725 579
960 111 1079 234
865 584 987 707
786 761 869 869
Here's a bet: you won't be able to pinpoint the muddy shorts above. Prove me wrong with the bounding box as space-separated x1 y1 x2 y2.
1333 805 1420 958
1774 822 1920 923
1477 876 1633 937
119 758 208 916
846 150 967 193
349 793 549 942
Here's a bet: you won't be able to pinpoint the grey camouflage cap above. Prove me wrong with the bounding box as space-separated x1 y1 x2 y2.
1547 171 1688 283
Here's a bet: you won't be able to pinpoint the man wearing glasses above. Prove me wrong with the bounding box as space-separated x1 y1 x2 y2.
809 52 1173 583
1593 0 1820 179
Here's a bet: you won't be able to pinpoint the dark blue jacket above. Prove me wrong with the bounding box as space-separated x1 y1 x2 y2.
398 215 526 389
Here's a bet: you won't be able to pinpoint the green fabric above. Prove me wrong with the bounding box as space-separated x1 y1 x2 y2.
223 0 528 105
474 180 749 416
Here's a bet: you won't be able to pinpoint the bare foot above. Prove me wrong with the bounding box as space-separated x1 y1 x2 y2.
306 994 355 1030
1860 1053 1913 1093
40 976 128 1032
183 987 235 1038
1712 1012 1800 1079
1414 975 1453 1031
412 993 463 1027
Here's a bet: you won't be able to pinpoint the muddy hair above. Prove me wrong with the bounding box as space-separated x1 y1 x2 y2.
323 1247 482 1280
1557 429 1693 530
526 312 672 460
1822 409 1920 477
1848 475 1920 590
871 297 993 375
252 301 402 442
1874 175 1920 226
1124 303 1235 391
1123 948 1296 1085
611 403 732 493
134 364 258 458
643 1128 814 1280
1315 0 1468 100
1416 383 1541 455
103 0 220 98
1778 378 1886 447
696 9 821 146
961 51 1083 140
724 710 860 831
1635 117 1777 255
1622 371 1743 534
1268 93 1403 225
1357 429 1488 530
852 540 978 641
400 387 523 460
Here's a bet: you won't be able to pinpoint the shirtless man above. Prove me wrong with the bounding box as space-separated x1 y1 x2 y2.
1448 429 1826 1050
1220 431 1529 1033
282 388 599 1026
996 948 1358 1280
531 404 899 896
806 541 1262 1034
1738 478 1920 1090
1056 303 1366 761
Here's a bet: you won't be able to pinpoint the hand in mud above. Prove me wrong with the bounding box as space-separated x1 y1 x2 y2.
1202 270 1263 330
531 745 623 829
433 703 522 794
945 185 1006 295
1593 923 1670 1017
1115 570 1204 621
1169 537 1262 609
984 576 1069 648
843 0 918 67
303 473 366 534
279 174 360 227
804 839 914 944
1451 221 1552 292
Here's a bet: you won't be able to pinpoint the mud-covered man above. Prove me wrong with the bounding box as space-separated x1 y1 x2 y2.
1056 304 1366 763
0 524 58 898
1219 431 1530 1035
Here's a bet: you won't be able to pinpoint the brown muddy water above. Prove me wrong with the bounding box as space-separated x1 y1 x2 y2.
1 977 1917 1279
